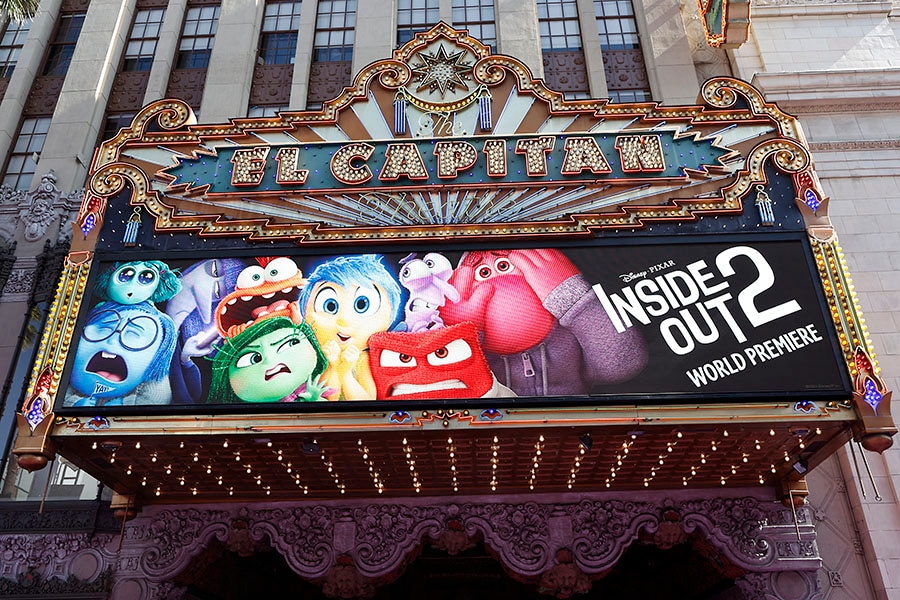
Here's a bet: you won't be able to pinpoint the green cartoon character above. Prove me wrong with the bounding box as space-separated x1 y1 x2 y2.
209 317 329 403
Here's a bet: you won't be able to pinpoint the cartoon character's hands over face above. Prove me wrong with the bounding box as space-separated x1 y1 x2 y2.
181 327 220 364
507 249 580 302
442 265 495 327
339 344 361 372
322 339 342 366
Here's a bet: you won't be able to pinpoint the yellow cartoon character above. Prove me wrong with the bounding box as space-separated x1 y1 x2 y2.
298 255 402 400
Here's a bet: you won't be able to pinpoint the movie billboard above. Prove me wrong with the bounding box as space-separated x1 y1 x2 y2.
55 237 849 411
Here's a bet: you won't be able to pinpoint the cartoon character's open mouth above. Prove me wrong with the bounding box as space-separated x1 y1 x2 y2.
336 333 351 343
85 351 128 382
388 380 466 396
265 364 292 380
217 287 302 337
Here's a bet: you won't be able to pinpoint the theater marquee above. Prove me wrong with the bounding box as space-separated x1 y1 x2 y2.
13 24 894 502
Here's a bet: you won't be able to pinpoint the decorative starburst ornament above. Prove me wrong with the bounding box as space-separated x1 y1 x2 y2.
411 44 472 97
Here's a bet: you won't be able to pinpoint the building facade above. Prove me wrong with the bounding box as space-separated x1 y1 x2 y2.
0 1 898 599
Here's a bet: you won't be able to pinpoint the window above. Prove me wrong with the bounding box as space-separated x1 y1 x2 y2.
594 0 650 102
176 5 220 69
0 19 30 78
123 8 165 71
538 0 589 99
397 0 439 46
451 0 495 50
313 0 355 62
259 1 302 65
538 0 582 51
101 112 136 143
42 13 85 76
3 117 50 190
248 104 288 117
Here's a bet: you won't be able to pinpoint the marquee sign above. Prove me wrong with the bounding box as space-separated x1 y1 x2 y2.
13 24 894 497
55 238 846 412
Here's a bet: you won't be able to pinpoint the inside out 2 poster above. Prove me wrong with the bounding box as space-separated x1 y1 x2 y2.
58 238 849 411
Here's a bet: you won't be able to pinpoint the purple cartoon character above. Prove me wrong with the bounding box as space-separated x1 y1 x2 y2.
398 252 460 332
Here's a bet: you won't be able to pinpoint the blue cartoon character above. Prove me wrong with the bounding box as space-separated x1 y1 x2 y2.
95 260 181 305
398 252 460 332
299 255 402 400
208 316 328 403
64 301 178 407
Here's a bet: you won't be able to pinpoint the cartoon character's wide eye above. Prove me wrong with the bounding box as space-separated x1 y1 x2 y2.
423 252 451 273
474 265 493 281
380 349 417 367
494 258 513 274
265 257 299 283
353 287 381 315
427 339 472 365
235 351 263 368
137 269 157 286
116 267 136 283
313 286 340 315
236 266 265 289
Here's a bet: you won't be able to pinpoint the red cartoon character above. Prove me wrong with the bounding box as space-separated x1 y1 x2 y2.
369 322 515 400
439 248 647 397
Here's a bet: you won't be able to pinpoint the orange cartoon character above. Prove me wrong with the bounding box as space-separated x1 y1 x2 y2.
215 257 307 338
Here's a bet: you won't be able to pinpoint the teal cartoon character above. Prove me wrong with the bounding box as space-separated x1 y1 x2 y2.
209 317 329 403
95 260 181 305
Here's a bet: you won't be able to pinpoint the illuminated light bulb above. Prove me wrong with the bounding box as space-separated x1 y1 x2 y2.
769 430 775 437
92 442 98 450
223 441 229 448
677 432 683 438
816 428 822 435
179 442 184 449
135 442 141 449
723 430 729 437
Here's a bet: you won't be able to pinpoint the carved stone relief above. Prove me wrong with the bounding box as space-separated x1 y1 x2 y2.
0 172 82 301
0 491 825 599
542 50 590 95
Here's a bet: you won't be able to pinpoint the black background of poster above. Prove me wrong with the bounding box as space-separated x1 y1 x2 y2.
55 233 851 414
